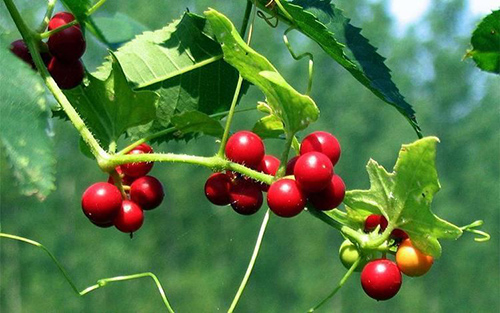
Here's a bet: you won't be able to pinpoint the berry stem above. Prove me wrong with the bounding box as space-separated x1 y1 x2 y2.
228 209 271 313
275 133 295 178
37 0 57 33
307 257 361 312
38 20 79 39
0 233 175 312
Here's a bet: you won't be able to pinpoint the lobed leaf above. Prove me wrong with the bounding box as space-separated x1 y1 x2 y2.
92 12 149 47
344 137 463 258
468 10 500 74
0 44 55 200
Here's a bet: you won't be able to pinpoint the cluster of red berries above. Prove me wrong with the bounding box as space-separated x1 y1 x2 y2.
9 11 85 89
81 144 164 234
204 130 346 217
340 214 433 301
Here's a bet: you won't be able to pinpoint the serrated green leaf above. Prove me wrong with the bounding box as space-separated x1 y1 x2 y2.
205 8 319 136
64 55 158 150
171 111 224 138
0 44 55 200
344 137 463 258
468 10 500 74
252 115 284 139
61 0 91 21
256 0 421 136
92 12 149 46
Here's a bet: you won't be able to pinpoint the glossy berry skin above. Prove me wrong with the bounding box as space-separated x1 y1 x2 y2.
47 13 85 62
229 178 263 215
47 58 84 89
396 239 433 277
257 155 280 191
391 229 409 242
10 40 35 68
90 219 114 228
300 131 341 166
130 176 164 210
122 145 154 178
361 259 402 301
308 174 345 210
339 239 368 272
267 179 306 218
204 172 232 206
134 143 153 153
114 200 144 233
364 214 388 233
285 156 299 176
225 131 265 169
81 182 122 224
294 152 334 193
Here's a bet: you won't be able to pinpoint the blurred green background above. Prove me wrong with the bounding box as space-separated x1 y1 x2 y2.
1 0 499 312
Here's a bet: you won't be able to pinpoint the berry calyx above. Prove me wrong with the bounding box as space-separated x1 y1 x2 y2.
308 174 346 210
257 155 280 191
130 176 164 210
204 172 232 206
267 179 306 218
396 239 433 277
294 152 334 193
361 259 402 301
114 200 144 233
81 182 122 224
47 58 84 89
364 214 388 233
10 40 34 68
47 13 85 62
225 131 265 169
300 131 341 166
121 144 154 178
229 178 263 215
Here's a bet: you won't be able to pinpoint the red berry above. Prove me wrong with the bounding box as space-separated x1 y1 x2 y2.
391 229 409 241
229 178 263 215
130 176 164 210
48 12 79 31
361 259 402 301
48 13 85 62
225 131 265 169
294 152 334 193
267 179 306 217
114 200 144 233
308 174 345 210
81 182 122 224
90 219 114 228
205 172 232 206
108 166 136 186
300 131 341 166
47 57 84 89
256 155 280 191
364 214 388 233
122 145 154 178
285 156 299 176
10 40 35 68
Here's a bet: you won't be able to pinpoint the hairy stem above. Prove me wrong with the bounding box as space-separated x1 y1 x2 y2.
228 210 271 313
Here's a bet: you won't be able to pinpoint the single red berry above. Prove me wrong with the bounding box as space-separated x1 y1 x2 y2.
229 178 263 215
48 13 85 62
47 57 84 89
108 166 136 186
257 155 280 191
294 152 334 193
48 12 79 31
225 131 265 169
81 182 122 224
130 176 164 210
391 229 409 242
205 172 232 206
121 145 154 178
10 40 35 68
308 174 345 210
300 131 341 166
364 214 388 233
361 259 402 301
267 179 306 218
114 200 144 233
285 156 299 176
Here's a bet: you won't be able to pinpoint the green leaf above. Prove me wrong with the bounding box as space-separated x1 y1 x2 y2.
205 8 319 136
256 0 421 136
61 0 91 21
468 10 500 74
94 13 244 143
252 115 285 139
0 44 55 200
171 111 224 138
64 54 158 150
92 12 149 46
344 137 462 258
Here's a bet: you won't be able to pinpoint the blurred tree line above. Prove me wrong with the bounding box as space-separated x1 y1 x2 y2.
1 0 498 312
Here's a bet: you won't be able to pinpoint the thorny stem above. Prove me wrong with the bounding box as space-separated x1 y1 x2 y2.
0 233 175 312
